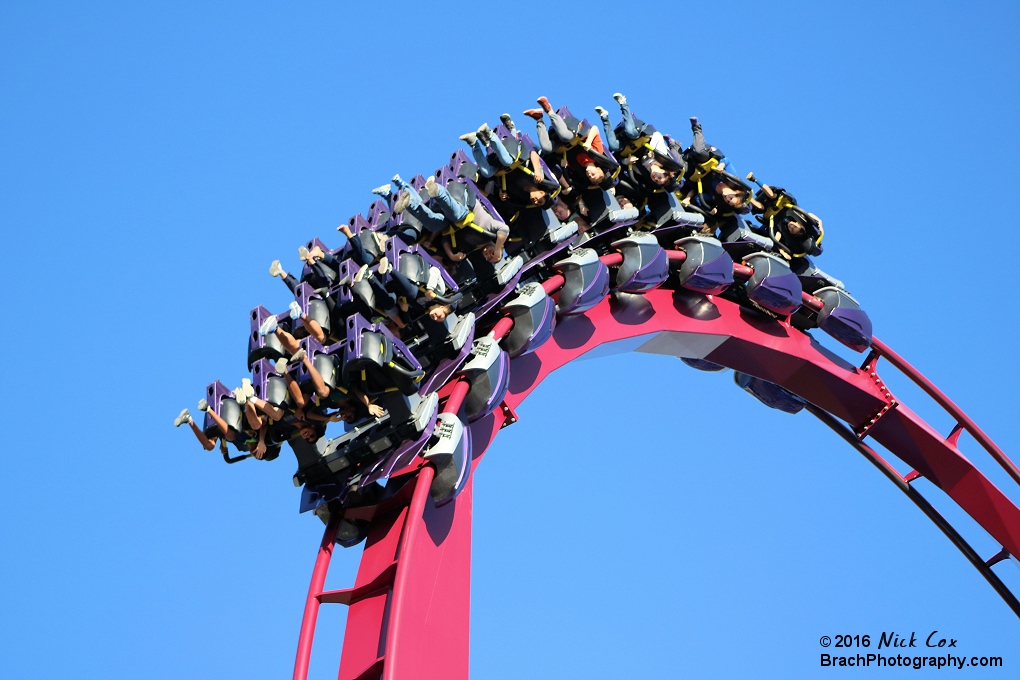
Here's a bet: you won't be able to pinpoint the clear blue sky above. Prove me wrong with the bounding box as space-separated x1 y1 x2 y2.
2 1 1018 678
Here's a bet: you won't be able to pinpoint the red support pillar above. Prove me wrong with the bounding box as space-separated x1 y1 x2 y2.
294 514 342 680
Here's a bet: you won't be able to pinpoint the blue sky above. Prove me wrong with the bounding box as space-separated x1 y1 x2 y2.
1 1 1018 678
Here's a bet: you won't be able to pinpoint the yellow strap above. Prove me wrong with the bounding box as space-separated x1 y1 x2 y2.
688 157 719 184
454 211 476 229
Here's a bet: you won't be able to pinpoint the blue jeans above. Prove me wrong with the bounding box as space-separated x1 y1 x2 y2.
470 137 515 178
393 177 446 233
602 100 639 154
430 184 470 224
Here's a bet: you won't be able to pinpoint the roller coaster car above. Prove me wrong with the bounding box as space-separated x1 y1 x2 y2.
247 305 288 368
552 248 611 315
298 237 340 287
342 314 425 397
423 413 472 505
458 335 511 422
500 282 557 358
672 235 735 295
734 371 806 414
385 236 459 296
345 214 387 263
294 282 332 337
741 252 804 316
293 390 440 493
290 336 346 389
202 380 247 449
250 357 292 407
611 233 669 293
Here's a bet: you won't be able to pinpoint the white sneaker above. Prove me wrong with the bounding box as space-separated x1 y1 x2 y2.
613 92 627 105
495 256 524 285
391 173 402 184
174 408 192 427
198 399 210 412
393 190 412 215
353 264 369 283
290 348 307 364
424 175 439 198
289 301 302 320
369 230 387 254
594 106 609 118
232 387 247 405
371 183 391 197
273 358 288 374
297 246 310 262
269 260 284 278
240 378 255 400
377 256 390 275
459 132 478 146
258 315 279 336
476 122 492 144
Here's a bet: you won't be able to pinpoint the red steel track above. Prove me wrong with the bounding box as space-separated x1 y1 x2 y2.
292 287 1019 680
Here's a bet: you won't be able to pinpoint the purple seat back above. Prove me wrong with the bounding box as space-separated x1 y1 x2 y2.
368 200 391 228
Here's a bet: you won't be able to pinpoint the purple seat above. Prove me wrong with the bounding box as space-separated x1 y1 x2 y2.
386 236 459 294
342 314 424 396
302 236 332 257
250 358 290 406
553 248 610 315
814 287 873 352
611 233 669 293
448 149 473 173
294 282 332 336
673 235 734 295
367 199 391 229
247 305 287 367
447 149 477 180
501 282 557 358
742 253 803 316
346 214 387 263
202 380 243 439
435 165 461 187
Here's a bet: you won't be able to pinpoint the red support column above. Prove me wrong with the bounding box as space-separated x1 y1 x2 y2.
294 514 342 680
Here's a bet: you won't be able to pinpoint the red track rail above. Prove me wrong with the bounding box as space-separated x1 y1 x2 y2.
293 288 1019 680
